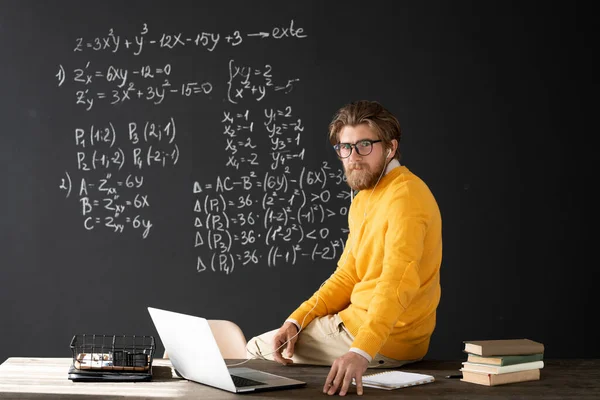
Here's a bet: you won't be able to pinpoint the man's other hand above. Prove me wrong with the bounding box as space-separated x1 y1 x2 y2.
272 321 299 366
323 352 369 396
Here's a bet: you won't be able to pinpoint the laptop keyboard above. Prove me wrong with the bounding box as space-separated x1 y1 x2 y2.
231 374 266 387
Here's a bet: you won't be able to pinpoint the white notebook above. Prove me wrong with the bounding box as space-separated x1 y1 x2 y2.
352 370 435 390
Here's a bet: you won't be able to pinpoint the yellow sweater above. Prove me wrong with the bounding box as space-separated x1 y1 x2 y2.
288 166 442 360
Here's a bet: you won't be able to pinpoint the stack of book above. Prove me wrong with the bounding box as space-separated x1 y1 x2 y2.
460 338 545 386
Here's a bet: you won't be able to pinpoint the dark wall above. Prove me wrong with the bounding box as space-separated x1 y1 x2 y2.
0 1 593 363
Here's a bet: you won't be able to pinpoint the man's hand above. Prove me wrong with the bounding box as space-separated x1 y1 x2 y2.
323 352 369 396
272 322 299 365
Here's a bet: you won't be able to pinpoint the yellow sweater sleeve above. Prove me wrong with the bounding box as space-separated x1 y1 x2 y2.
287 233 358 329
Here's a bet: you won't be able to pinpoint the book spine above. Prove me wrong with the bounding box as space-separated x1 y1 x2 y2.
462 361 543 374
467 353 544 366
461 369 540 386
481 344 544 357
499 354 544 366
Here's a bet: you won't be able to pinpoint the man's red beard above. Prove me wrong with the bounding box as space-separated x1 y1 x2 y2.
344 156 387 191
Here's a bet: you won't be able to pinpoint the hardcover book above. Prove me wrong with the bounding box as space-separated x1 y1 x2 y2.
463 339 544 356
466 353 543 366
461 360 544 374
461 368 540 386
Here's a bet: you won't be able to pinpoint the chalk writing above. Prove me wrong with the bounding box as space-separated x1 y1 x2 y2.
193 101 348 274
58 22 350 273
70 21 307 56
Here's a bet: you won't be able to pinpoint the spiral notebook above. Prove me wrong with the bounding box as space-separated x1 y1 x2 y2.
352 370 435 390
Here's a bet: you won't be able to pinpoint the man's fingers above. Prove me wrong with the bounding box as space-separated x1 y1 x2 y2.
272 337 286 364
273 336 296 365
273 350 292 365
327 370 342 396
272 349 284 364
338 372 353 396
355 375 364 396
328 378 341 396
285 339 295 358
323 366 338 394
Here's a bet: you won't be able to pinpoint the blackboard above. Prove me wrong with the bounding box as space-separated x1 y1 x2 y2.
0 1 594 363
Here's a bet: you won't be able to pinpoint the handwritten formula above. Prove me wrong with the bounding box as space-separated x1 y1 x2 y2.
57 21 350 274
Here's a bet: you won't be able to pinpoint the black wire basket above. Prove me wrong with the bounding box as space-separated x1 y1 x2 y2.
68 334 155 381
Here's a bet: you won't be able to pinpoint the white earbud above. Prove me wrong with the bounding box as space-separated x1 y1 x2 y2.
387 149 392 158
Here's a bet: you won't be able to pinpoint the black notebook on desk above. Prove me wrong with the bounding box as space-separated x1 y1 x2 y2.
68 365 152 382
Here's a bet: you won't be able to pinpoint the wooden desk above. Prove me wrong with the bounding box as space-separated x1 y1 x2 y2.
0 357 598 399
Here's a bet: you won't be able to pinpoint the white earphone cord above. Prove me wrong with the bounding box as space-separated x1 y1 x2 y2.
229 152 391 367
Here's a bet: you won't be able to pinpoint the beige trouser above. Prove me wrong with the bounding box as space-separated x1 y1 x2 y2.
246 314 420 368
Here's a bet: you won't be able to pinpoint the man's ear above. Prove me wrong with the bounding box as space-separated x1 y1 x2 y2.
388 139 399 158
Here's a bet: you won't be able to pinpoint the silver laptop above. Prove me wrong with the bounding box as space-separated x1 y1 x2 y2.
147 307 306 393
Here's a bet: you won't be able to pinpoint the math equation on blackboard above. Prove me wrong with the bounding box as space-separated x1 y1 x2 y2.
56 22 350 274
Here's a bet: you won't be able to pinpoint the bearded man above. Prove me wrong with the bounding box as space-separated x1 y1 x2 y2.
246 100 442 396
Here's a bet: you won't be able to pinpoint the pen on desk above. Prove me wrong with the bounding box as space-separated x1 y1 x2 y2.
445 373 462 379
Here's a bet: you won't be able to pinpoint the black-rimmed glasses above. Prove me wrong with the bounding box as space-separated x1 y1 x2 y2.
333 139 382 158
